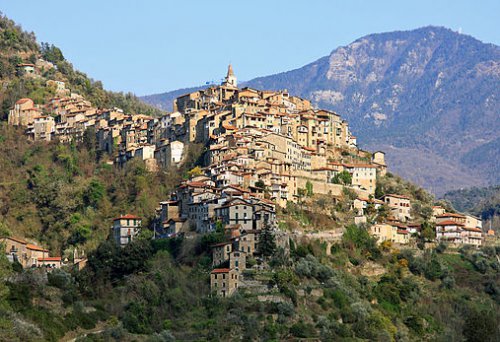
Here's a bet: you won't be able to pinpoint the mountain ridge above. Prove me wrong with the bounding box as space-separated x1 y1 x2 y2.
141 26 500 195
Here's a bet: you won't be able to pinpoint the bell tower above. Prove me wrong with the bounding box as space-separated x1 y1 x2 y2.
223 64 237 87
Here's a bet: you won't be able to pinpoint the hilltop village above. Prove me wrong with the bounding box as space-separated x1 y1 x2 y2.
4 64 495 297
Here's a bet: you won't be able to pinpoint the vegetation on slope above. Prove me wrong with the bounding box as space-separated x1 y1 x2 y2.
1 223 498 341
0 12 163 120
0 123 205 254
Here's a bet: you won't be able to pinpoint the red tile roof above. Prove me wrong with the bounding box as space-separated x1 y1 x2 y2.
211 268 231 274
26 244 49 252
114 214 141 221
463 227 482 233
4 236 27 244
15 98 33 105
436 213 465 218
436 220 465 226
38 257 61 262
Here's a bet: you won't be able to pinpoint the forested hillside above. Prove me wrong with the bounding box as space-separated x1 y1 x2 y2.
1 211 499 341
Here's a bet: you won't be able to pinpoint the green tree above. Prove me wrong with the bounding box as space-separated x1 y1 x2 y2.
0 246 12 308
40 42 65 63
258 223 277 259
421 221 435 242
463 308 499 342
305 180 314 197
331 171 352 185
255 180 265 189
84 179 105 208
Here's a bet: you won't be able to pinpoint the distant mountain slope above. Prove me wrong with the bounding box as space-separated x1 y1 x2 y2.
140 86 203 111
142 26 500 195
443 185 500 220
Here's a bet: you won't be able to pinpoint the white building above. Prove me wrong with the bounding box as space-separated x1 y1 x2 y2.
112 214 142 247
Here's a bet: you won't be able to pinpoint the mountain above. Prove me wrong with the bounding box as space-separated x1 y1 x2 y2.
142 26 500 195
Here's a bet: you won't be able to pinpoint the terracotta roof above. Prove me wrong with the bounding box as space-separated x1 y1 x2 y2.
222 123 237 130
38 257 62 262
114 214 141 221
436 213 465 218
211 268 231 274
186 181 210 188
436 220 465 226
15 98 33 105
26 244 48 252
463 227 482 233
3 236 27 244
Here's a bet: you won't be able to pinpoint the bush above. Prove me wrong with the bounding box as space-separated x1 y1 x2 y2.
290 322 316 338
435 242 447 254
48 269 72 289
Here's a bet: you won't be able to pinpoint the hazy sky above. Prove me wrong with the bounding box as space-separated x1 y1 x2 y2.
1 0 498 95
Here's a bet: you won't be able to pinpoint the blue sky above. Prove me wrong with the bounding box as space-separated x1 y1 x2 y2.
1 0 499 95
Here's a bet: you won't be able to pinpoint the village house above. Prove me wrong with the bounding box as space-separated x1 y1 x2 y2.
229 250 246 272
0 236 52 268
345 164 377 194
370 223 410 245
112 214 142 247
210 268 239 297
164 217 187 236
8 98 41 126
435 215 482 247
381 194 412 222
17 63 36 75
37 256 62 269
212 240 233 267
214 198 256 231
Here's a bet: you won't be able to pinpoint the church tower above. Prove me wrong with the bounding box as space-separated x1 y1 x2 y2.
223 64 237 87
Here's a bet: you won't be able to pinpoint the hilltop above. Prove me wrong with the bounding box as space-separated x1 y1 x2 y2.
0 13 163 120
142 26 500 195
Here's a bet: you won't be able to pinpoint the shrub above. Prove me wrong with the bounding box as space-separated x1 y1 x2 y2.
290 322 316 338
48 269 72 289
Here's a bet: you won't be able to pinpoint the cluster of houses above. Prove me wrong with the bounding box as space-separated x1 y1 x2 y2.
364 195 490 247
8 64 385 199
0 236 87 270
0 236 60 268
5 64 496 296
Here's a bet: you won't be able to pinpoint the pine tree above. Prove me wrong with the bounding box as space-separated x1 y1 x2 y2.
258 222 276 258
